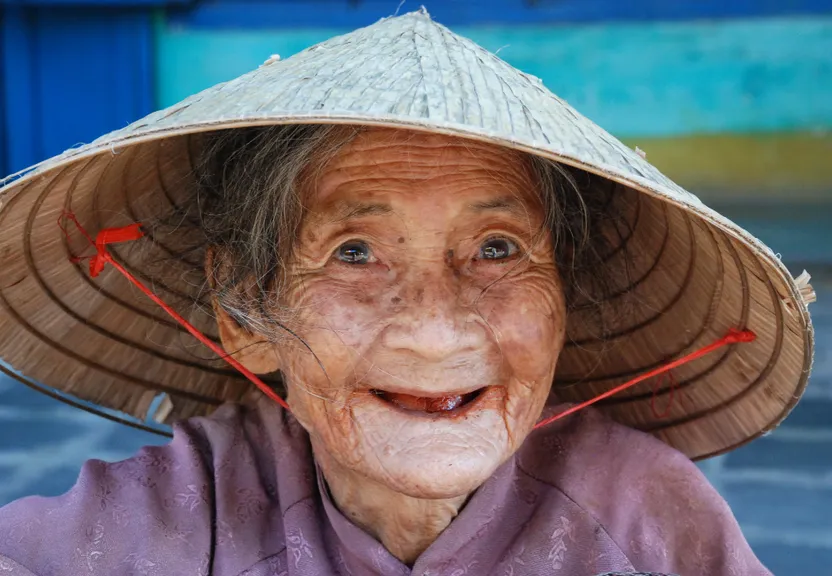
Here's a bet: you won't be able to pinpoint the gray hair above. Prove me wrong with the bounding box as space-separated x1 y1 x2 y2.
192 124 628 341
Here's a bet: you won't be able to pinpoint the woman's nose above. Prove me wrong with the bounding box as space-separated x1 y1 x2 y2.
381 271 488 362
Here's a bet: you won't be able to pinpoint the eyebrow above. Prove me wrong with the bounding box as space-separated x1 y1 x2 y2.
329 201 394 222
325 196 528 223
467 196 528 216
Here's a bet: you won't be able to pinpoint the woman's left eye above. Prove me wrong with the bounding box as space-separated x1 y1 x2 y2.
336 241 372 264
477 237 519 261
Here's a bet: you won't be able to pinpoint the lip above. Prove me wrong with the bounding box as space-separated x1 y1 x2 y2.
367 386 492 418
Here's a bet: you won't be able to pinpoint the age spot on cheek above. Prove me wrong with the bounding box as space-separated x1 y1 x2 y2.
444 249 454 267
445 249 461 279
391 296 402 304
397 237 405 244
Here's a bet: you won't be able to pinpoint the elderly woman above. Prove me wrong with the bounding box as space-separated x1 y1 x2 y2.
0 11 814 576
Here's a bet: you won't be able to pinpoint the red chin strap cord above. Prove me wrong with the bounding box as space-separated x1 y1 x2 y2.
58 213 290 412
59 214 755 427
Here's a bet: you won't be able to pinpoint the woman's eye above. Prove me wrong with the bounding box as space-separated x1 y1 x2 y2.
477 237 518 261
336 241 372 264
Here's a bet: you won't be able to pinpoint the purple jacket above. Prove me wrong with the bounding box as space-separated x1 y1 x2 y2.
0 402 771 575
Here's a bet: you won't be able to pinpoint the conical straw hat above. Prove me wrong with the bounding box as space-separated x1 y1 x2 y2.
0 10 814 459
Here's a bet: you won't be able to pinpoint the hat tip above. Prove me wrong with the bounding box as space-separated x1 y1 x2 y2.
380 5 431 25
398 5 430 18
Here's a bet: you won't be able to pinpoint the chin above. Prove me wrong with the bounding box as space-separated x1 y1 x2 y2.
373 447 505 499
350 401 513 499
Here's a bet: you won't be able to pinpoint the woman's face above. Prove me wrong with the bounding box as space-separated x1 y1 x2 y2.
220 128 566 499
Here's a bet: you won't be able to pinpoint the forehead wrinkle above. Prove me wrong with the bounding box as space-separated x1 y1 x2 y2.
327 139 520 178
306 132 542 227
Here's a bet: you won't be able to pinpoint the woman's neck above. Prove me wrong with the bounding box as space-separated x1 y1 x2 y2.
314 446 469 565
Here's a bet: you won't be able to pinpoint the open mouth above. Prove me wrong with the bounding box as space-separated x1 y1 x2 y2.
370 388 485 413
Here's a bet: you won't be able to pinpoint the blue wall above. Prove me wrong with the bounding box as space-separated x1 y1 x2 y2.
1 5 156 174
164 0 832 28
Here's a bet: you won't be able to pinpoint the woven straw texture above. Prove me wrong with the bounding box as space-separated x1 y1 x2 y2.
0 10 814 459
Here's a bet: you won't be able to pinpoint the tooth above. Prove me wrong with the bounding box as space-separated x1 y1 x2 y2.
384 393 466 413
427 395 462 412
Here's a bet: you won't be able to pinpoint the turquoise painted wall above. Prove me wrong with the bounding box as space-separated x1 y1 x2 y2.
156 17 832 138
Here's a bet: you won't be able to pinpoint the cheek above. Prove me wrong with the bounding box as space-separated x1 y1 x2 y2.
280 273 402 469
476 270 565 384
288 273 386 342
278 272 394 394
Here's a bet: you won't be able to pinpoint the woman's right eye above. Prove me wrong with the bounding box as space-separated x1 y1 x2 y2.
335 241 372 264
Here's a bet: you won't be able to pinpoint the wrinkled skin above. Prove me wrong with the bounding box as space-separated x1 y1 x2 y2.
214 128 567 563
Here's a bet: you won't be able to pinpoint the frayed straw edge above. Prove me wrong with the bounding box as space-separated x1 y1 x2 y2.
795 270 817 306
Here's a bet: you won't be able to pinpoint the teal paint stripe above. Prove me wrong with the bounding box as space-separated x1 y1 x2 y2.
156 17 832 138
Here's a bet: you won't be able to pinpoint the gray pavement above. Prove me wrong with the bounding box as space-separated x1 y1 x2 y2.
1 204 831 574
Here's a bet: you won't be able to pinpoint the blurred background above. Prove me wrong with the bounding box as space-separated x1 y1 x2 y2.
1 1 831 573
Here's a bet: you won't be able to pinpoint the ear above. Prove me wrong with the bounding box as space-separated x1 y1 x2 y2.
206 247 281 374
